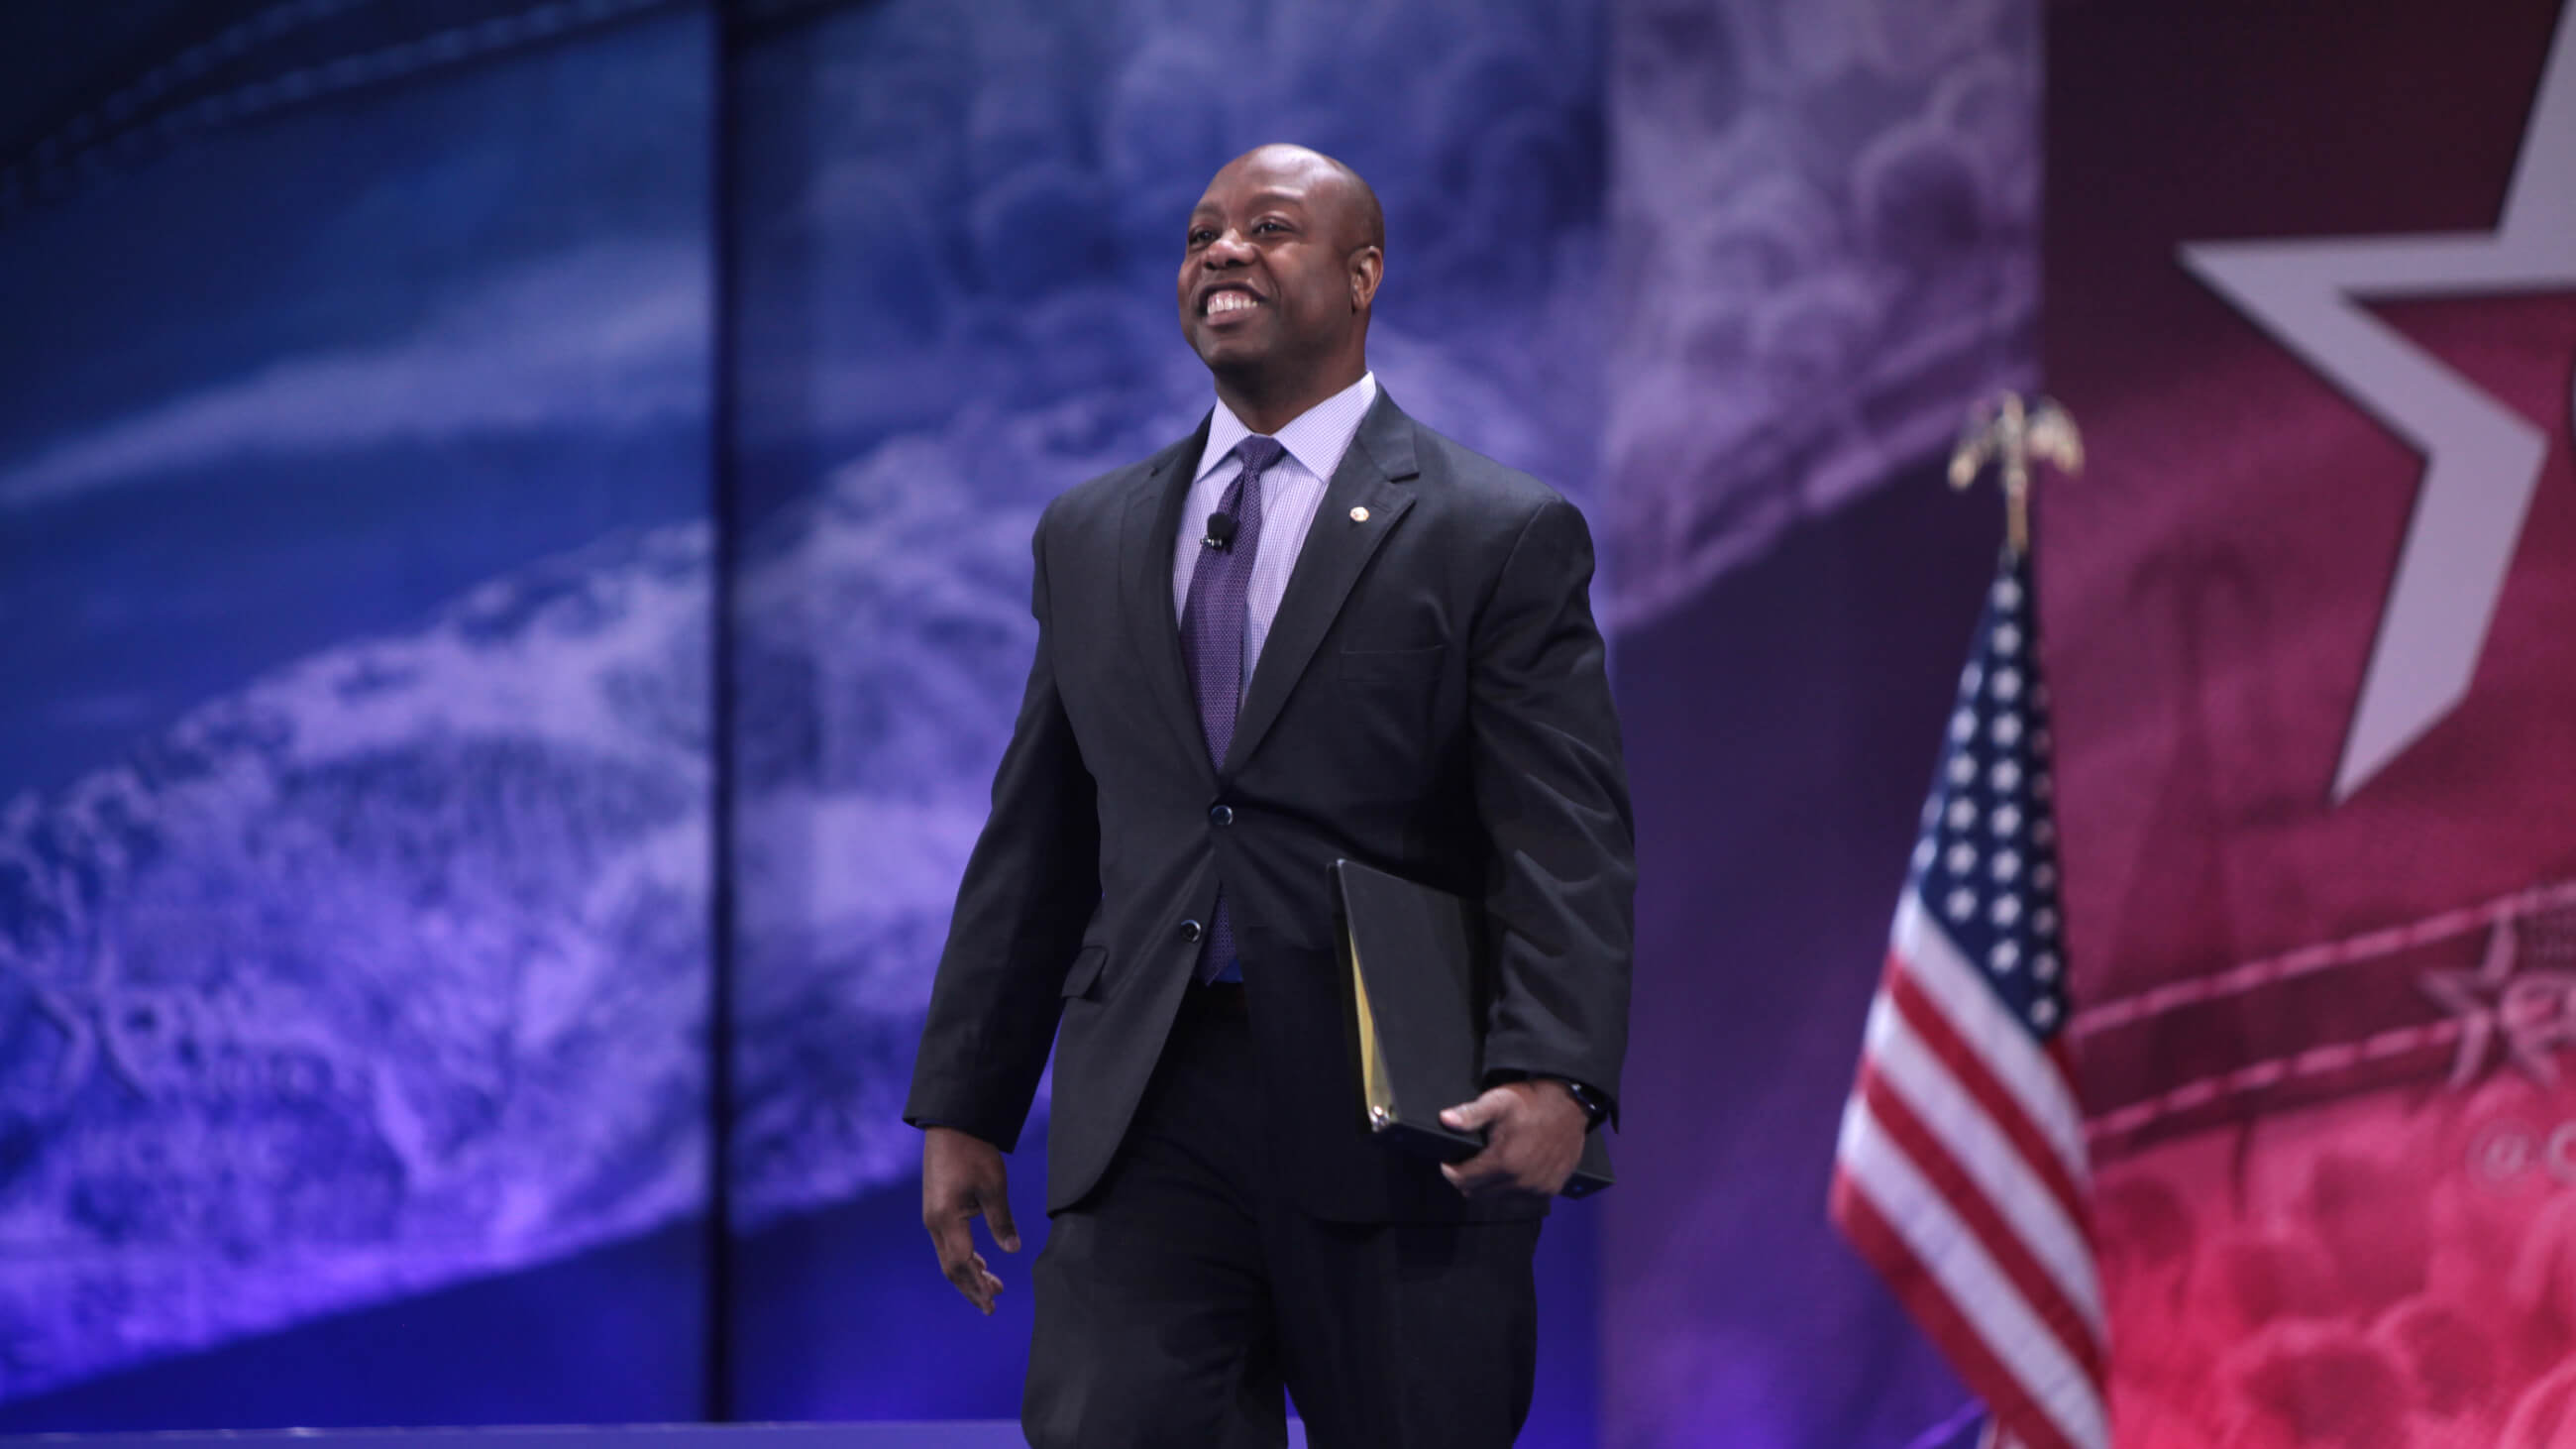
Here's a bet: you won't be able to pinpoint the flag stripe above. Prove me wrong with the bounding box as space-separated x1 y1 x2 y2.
1855 1057 2104 1373
1833 1171 2083 1449
1886 957 2092 1236
1893 894 2089 1181
1835 1101 2107 1449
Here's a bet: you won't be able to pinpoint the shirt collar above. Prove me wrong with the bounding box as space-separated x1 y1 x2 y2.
1194 371 1378 485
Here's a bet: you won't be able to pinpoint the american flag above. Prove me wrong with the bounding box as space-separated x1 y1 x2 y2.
1830 546 2108 1449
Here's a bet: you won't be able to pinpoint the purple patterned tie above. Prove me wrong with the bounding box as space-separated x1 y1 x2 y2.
1180 435 1282 983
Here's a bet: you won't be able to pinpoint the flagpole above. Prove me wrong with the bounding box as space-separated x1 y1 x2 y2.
1834 389 2107 1449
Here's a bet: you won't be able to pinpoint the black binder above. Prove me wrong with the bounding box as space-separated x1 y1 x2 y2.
1331 858 1614 1198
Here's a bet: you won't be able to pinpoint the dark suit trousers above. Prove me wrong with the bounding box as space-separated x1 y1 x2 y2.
1023 983 1542 1449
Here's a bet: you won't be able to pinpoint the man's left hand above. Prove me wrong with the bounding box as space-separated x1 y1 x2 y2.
1439 1080 1588 1198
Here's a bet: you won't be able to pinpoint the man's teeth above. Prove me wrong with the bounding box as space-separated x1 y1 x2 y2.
1208 291 1257 315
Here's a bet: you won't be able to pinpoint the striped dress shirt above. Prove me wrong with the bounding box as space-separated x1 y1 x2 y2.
1169 372 1379 694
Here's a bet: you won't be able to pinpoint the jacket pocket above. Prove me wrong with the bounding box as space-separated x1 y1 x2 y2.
1339 643 1445 682
1060 944 1108 1001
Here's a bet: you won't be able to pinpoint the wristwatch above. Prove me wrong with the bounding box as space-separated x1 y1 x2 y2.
1552 1077 1613 1132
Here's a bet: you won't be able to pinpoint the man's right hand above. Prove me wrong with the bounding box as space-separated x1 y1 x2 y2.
921 1126 1020 1315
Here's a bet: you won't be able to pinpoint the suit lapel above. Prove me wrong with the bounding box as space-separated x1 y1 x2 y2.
1225 393 1421 776
1123 415 1218 779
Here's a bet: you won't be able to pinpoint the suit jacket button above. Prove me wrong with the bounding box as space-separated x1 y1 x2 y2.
1180 919 1203 942
1210 804 1234 827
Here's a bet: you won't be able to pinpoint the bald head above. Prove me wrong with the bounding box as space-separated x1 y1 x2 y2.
1219 144 1384 254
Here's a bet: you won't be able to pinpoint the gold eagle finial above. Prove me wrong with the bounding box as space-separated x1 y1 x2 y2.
1949 392 2085 553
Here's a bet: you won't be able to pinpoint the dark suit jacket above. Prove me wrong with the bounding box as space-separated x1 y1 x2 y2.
903 391 1635 1223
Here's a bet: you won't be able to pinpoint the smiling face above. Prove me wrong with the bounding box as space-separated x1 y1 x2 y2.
1176 146 1382 406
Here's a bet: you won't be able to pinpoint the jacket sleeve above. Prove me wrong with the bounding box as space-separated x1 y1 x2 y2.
902 503 1102 1150
1466 496 1637 1121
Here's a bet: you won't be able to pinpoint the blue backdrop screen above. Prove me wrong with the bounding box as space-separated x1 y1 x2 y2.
0 3 714 1424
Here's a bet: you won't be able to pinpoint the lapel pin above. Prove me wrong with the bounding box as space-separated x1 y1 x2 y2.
1349 505 1371 522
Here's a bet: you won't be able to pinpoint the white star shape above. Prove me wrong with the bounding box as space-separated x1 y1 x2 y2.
1946 841 1978 874
1991 940 2022 972
1947 888 1978 922
1990 849 2022 883
2420 919 2576 1087
1947 798 1979 831
1949 754 1978 787
2034 951 2061 982
1992 577 2023 612
2181 18 2576 801
1991 759 2024 793
1991 896 2023 928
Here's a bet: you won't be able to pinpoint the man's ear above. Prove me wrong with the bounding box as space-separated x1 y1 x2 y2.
1348 246 1384 311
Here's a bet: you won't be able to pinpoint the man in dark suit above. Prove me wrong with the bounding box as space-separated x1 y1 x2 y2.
905 144 1634 1448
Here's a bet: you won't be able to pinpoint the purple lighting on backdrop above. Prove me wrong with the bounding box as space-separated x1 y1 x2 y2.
1600 0 2039 1445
